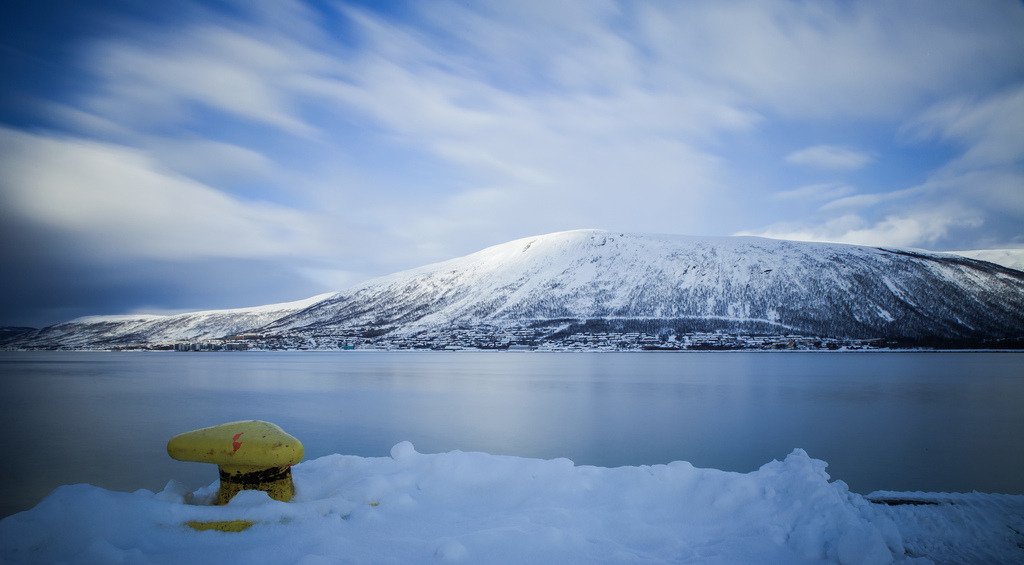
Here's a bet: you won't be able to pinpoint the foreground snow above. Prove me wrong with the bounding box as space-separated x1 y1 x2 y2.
2 444 1022 564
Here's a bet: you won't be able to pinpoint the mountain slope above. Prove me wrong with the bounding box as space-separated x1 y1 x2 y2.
14 293 336 349
265 230 1024 344
9 230 1024 349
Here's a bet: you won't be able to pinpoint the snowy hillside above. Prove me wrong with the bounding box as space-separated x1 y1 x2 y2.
8 230 1024 349
12 293 335 349
266 230 1024 345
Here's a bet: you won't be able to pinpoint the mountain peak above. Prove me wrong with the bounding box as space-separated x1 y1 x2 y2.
266 231 1023 348
8 232 1024 350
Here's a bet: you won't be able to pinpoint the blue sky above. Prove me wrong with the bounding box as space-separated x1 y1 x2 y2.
1 0 1023 327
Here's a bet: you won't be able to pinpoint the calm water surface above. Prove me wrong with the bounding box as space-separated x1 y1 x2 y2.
1 351 1022 517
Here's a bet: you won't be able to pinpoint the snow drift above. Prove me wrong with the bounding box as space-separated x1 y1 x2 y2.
3 444 1022 563
0 446 902 563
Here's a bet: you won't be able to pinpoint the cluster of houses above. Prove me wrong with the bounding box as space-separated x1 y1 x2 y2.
171 340 251 352
166 325 878 352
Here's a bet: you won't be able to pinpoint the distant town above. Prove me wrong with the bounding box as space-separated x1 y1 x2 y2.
162 326 878 352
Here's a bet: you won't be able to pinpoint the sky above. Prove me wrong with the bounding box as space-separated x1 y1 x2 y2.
1 0 1023 327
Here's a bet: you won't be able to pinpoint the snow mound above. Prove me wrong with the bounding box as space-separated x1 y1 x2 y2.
867 490 1024 563
0 446 915 564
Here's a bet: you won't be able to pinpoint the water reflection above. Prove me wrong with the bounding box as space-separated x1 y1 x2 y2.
1 351 1022 519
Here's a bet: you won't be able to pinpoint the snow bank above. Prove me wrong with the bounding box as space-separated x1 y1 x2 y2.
866 490 1024 563
0 445 908 563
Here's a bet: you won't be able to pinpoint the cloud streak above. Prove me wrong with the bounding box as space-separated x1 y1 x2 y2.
2 0 1023 324
743 208 985 249
785 145 873 171
749 82 1024 250
0 128 327 261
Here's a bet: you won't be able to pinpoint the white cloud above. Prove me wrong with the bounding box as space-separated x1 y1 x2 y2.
907 85 1024 172
81 23 331 137
280 3 743 260
10 0 1024 286
0 127 326 261
772 183 854 201
742 208 984 249
143 138 277 184
759 82 1024 252
62 1 1024 237
773 186 902 215
785 145 873 171
951 249 1024 272
639 1 1024 118
819 192 892 212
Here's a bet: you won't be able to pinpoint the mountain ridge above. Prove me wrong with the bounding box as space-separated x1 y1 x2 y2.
6 230 1024 350
263 230 1023 338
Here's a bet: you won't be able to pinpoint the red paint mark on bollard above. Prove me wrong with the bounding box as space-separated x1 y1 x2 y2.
231 432 244 454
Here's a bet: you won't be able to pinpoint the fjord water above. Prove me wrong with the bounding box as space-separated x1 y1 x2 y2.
1 351 1022 518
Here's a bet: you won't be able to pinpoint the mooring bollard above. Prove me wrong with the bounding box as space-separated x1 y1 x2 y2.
167 420 304 506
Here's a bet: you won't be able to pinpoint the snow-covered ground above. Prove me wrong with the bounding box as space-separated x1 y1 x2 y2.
1 444 1021 564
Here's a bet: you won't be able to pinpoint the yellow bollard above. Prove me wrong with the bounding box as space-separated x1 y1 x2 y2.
184 519 256 532
167 420 304 507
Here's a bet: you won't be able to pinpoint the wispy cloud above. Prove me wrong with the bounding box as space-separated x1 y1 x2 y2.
772 183 854 202
0 127 325 260
785 145 873 171
85 28 321 137
2 0 1023 324
47 1 1024 259
757 83 1024 250
819 193 892 212
907 85 1024 170
742 207 984 249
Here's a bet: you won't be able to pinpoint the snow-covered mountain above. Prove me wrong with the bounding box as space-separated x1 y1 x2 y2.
264 230 1024 345
8 293 335 349
8 230 1024 349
